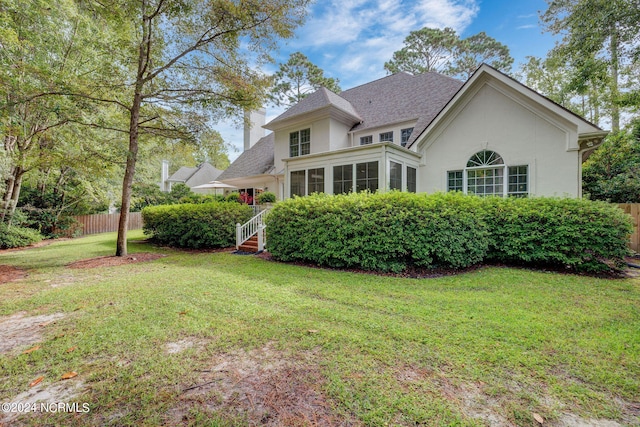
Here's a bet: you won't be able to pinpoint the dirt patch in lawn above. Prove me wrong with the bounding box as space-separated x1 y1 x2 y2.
168 342 357 426
165 338 210 355
67 253 165 269
0 265 26 284
0 379 86 425
0 312 66 354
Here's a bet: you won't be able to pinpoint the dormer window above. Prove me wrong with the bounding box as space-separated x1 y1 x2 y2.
379 131 393 143
360 135 373 145
290 129 310 157
401 128 413 147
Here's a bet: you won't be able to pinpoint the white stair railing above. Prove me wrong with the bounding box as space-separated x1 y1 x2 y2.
236 208 269 251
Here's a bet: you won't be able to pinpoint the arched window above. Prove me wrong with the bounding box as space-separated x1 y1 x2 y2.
448 150 528 197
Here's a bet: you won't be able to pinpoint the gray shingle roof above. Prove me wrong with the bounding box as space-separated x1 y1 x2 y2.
217 133 275 181
339 72 463 145
167 166 197 182
267 88 361 127
167 163 223 187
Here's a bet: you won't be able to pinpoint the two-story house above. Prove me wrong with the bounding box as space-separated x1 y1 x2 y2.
217 64 607 202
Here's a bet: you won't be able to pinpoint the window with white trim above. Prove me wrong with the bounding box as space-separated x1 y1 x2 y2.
390 161 402 190
290 170 306 197
333 165 353 194
407 167 417 192
360 135 373 145
379 131 393 143
308 168 325 194
356 161 378 192
400 128 413 146
289 128 310 157
447 171 463 192
447 150 528 197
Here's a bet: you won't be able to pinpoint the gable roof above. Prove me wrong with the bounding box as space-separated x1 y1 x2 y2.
264 72 463 146
410 64 607 150
217 133 275 181
339 72 463 145
266 88 362 130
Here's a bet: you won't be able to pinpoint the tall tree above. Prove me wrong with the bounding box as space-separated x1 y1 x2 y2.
270 51 341 107
450 32 513 79
384 27 513 79
384 27 459 75
540 0 640 131
78 0 309 256
0 0 109 222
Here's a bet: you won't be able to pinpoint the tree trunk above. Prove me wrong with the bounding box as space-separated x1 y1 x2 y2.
610 29 620 132
1 166 23 223
115 92 142 257
6 169 24 225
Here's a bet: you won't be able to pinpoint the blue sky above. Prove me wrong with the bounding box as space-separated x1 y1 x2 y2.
220 0 560 161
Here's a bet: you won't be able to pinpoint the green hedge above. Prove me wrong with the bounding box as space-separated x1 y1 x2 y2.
0 223 44 249
142 202 253 248
483 197 632 272
265 192 632 273
265 192 488 273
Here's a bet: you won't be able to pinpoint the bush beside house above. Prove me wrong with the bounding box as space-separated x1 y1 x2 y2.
266 192 632 273
142 202 253 248
266 192 488 273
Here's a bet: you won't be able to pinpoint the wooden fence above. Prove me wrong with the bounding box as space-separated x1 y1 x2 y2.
60 212 143 237
619 204 640 253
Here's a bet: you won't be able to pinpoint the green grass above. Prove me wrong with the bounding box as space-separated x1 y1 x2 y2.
0 231 639 426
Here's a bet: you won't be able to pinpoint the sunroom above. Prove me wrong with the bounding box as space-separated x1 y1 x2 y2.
283 142 421 198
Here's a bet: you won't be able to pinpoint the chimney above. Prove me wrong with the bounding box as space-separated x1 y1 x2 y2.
244 109 266 151
160 160 170 192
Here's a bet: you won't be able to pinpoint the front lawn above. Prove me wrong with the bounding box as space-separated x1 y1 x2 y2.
0 232 638 426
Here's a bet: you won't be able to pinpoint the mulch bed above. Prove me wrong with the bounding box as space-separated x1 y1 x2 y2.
0 265 26 284
67 253 166 269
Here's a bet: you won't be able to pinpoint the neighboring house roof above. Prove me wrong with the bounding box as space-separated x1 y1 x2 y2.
339 72 464 145
217 133 275 181
167 162 223 188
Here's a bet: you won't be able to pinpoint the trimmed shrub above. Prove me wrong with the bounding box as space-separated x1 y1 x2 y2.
266 192 631 273
265 191 489 272
0 223 44 249
142 202 253 248
483 197 632 272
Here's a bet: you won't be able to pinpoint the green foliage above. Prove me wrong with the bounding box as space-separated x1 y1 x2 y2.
266 192 631 273
384 27 513 79
142 202 253 248
0 223 43 249
483 197 632 272
540 0 640 130
583 129 640 202
255 191 276 204
269 51 341 107
266 192 488 273
225 192 242 203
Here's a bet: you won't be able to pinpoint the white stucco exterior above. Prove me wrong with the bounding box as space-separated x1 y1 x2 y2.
416 79 582 196
223 65 607 202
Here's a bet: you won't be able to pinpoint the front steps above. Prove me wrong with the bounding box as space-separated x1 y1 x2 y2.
238 234 260 253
